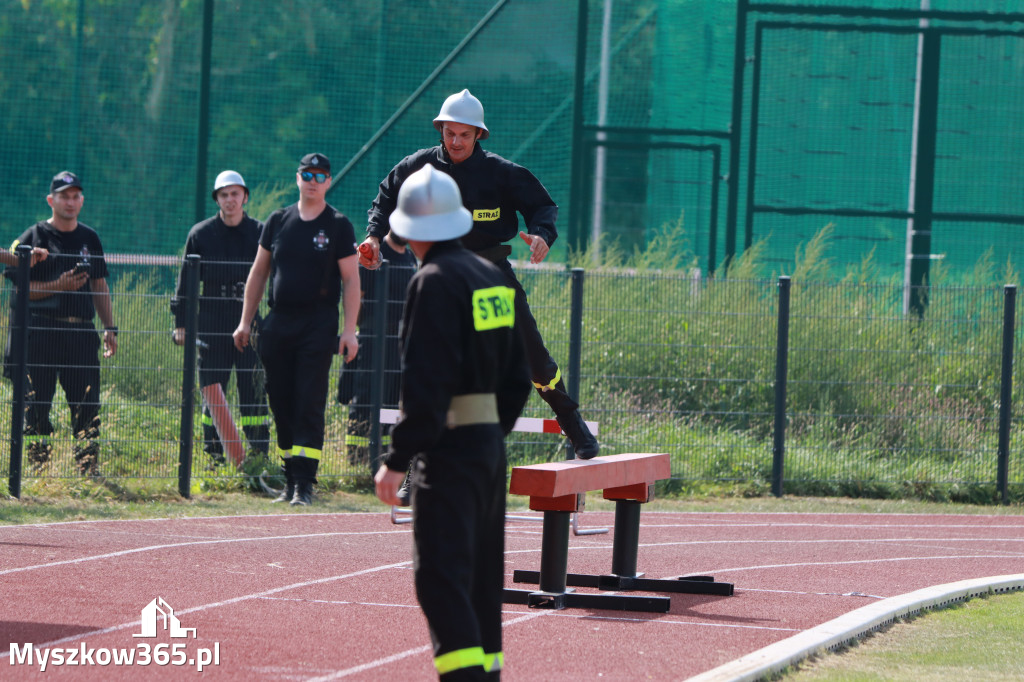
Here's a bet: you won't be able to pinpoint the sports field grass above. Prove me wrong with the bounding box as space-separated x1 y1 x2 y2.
779 590 1024 681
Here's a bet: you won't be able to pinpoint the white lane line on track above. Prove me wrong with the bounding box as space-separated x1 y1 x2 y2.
0 529 410 576
302 610 550 681
0 560 413 661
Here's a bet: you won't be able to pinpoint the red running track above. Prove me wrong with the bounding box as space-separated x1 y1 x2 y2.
1 510 1023 680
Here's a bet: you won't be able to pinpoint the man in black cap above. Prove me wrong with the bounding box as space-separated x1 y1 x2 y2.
4 171 118 475
233 153 360 506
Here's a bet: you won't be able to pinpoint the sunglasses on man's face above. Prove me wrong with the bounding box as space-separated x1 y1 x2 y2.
300 171 329 184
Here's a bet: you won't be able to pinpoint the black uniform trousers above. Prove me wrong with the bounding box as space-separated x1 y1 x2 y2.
198 332 270 455
493 258 578 416
412 424 506 681
24 316 101 439
257 304 337 459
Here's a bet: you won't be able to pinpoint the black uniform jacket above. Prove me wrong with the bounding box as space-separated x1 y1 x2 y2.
384 240 531 473
170 213 262 331
367 145 558 253
5 221 108 320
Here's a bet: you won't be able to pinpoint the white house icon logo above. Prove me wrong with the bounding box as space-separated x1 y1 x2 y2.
133 597 197 639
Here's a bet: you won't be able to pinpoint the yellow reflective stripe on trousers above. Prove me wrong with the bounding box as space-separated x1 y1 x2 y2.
290 446 322 461
201 414 214 426
345 434 370 447
483 651 504 673
277 446 291 460
533 367 561 391
434 647 484 675
238 415 267 426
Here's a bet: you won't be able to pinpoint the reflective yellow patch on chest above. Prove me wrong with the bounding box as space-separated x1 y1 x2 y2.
472 286 515 331
473 208 500 221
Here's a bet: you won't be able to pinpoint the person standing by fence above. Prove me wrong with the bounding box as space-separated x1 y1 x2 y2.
3 171 117 475
233 153 360 506
171 170 270 469
338 233 415 470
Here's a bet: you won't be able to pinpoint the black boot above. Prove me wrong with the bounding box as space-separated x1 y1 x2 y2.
290 456 318 507
272 458 295 503
396 468 412 507
556 410 599 460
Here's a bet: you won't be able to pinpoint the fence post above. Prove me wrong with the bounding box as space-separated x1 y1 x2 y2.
177 254 201 498
368 260 390 474
997 284 1016 505
771 276 791 497
566 268 585 459
7 245 33 499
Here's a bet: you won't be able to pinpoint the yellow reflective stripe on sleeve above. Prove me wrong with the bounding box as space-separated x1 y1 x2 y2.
434 647 484 675
291 446 322 461
238 416 268 427
533 367 561 392
472 208 500 221
483 651 504 673
10 239 20 253
472 286 515 331
345 434 370 447
200 414 214 426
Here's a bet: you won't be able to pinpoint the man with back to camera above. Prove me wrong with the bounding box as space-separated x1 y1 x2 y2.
171 170 270 470
375 165 531 680
359 89 599 465
233 153 360 506
4 171 117 475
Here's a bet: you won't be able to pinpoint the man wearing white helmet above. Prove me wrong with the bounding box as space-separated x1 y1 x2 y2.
171 170 270 469
375 165 530 681
360 88 599 461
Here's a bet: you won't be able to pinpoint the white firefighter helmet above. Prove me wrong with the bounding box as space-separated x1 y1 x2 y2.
433 89 489 140
389 166 472 241
211 170 248 200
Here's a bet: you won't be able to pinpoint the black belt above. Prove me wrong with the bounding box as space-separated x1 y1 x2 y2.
473 244 512 264
34 315 89 324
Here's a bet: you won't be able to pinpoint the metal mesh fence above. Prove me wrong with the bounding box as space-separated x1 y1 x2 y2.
5 260 1019 500
3 1 1023 279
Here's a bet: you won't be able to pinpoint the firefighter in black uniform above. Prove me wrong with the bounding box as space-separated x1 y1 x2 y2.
171 170 270 467
4 171 118 475
233 153 360 506
375 166 531 681
337 233 415 467
359 89 598 459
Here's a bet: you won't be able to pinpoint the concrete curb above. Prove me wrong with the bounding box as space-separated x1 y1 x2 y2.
687 573 1024 682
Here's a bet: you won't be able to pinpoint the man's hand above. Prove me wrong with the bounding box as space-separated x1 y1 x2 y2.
102 330 118 358
232 324 250 352
358 236 382 269
29 248 48 267
58 269 89 291
338 330 358 363
374 465 406 506
519 231 549 264
172 327 185 346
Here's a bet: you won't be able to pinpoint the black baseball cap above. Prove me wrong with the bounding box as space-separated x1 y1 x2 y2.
298 153 331 173
50 171 83 194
